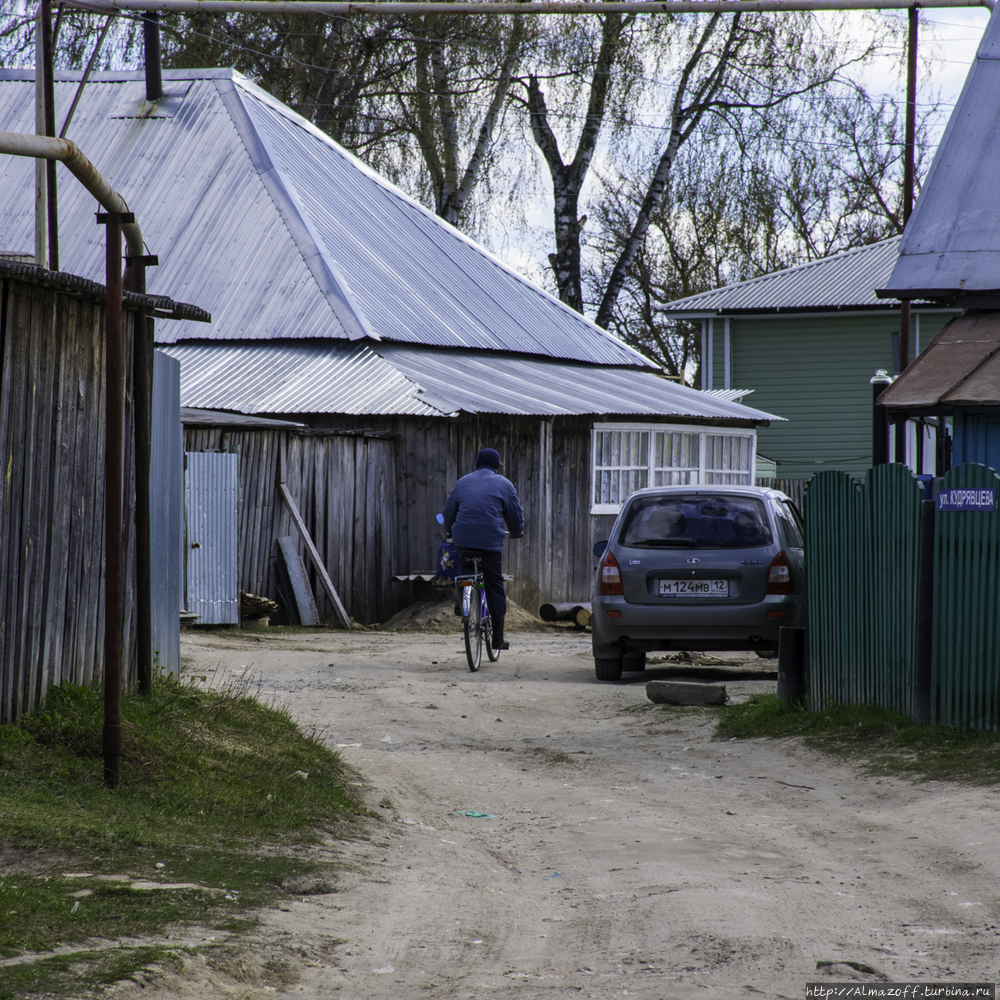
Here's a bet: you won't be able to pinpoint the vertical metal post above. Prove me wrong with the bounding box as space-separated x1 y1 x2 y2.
34 5 46 266
776 626 806 707
100 211 125 789
871 370 893 466
913 498 934 725
142 12 163 102
126 253 159 696
897 9 918 376
41 0 59 272
903 8 918 229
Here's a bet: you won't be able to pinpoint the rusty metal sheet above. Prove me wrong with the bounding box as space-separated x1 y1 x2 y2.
881 313 1000 409
941 350 1000 405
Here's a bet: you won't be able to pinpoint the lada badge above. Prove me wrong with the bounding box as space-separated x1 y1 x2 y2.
686 557 700 564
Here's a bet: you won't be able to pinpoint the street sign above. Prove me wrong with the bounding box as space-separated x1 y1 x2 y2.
936 488 997 512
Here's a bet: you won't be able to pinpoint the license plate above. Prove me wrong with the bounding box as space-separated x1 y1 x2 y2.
659 578 728 597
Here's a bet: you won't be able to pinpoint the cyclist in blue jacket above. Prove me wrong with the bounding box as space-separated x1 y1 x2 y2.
443 448 524 650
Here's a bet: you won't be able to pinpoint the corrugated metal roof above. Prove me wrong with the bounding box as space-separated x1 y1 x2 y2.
0 68 650 367
880 8 1000 305
879 313 1000 410
660 239 905 315
378 345 782 422
163 341 781 423
704 388 755 402
180 408 306 429
160 342 444 416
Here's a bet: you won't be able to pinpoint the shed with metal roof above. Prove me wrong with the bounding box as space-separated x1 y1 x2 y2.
0 67 782 623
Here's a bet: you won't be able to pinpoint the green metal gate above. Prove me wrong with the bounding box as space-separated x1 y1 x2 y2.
932 464 1000 729
805 464 922 714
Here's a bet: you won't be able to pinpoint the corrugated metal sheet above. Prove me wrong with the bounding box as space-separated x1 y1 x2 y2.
150 351 183 675
806 466 921 714
184 451 239 625
180 408 305 430
882 8 1000 303
164 341 782 422
161 342 444 416
0 72 345 344
933 463 1000 730
704 388 755 402
661 239 905 315
378 345 781 422
879 312 1000 410
0 68 650 368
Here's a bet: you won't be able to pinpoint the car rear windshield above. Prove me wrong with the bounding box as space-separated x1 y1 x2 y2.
618 494 773 549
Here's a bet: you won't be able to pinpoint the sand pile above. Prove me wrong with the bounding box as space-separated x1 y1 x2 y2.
381 598 546 633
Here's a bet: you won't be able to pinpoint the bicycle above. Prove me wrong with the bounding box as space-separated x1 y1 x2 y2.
456 555 500 672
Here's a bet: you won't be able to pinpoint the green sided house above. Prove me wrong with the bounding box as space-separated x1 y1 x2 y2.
660 238 961 484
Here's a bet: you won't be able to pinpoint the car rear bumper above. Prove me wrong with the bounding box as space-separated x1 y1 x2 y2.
591 593 805 655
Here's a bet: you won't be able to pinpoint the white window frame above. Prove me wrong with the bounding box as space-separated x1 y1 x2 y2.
591 422 757 515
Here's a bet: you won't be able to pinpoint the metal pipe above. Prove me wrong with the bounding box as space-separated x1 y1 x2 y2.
101 211 125 790
34 6 46 266
142 11 162 102
0 131 143 257
898 9 917 371
871 369 893 466
126 254 157 696
913 498 934 725
60 0 997 14
903 7 918 227
60 16 113 137
41 0 60 272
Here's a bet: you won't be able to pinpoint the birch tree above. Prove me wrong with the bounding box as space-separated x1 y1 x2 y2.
588 79 937 379
401 14 529 226
520 11 897 327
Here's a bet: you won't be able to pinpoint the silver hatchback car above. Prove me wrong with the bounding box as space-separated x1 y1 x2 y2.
591 486 805 681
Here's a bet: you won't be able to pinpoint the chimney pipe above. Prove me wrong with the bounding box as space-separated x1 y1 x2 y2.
143 12 162 103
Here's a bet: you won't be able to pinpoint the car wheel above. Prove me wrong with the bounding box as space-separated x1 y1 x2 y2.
622 651 646 672
594 656 623 682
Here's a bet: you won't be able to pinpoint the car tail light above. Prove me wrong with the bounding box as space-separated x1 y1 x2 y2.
766 550 791 595
598 550 623 595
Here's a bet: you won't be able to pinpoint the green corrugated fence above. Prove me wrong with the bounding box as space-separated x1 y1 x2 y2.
806 462 1000 729
932 464 1000 730
805 465 921 716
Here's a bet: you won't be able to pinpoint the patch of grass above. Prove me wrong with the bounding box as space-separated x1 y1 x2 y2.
716 694 1000 784
0 673 366 996
0 945 177 998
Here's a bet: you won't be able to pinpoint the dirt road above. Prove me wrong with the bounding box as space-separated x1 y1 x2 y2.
162 623 1000 999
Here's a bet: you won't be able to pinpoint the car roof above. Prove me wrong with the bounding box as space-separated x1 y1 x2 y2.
623 485 791 503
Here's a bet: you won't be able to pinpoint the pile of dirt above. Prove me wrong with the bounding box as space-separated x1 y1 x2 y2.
380 598 546 633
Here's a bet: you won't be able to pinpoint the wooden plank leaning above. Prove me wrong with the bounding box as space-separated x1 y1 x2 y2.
277 479 351 629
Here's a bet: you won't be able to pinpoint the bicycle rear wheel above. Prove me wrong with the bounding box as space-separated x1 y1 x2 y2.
464 590 482 672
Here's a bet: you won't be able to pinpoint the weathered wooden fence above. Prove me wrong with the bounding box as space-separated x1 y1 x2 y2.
0 269 137 725
183 423 398 625
806 462 1000 729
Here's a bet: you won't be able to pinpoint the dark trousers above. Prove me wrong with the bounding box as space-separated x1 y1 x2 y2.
458 548 506 628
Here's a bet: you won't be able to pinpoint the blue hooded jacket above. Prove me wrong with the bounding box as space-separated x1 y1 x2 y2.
443 468 524 552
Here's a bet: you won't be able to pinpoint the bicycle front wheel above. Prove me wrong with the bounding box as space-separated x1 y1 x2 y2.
464 591 483 672
485 603 500 662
